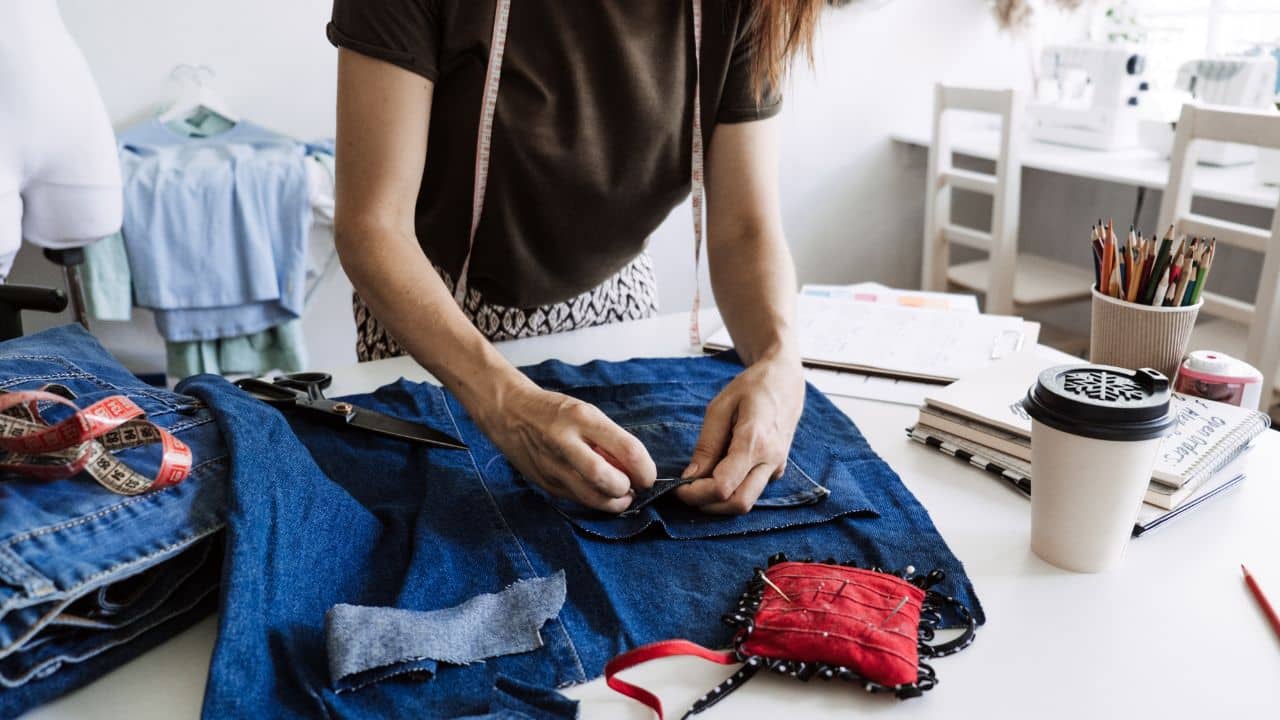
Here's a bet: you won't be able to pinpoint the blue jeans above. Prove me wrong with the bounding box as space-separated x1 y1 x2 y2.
0 326 227 719
189 353 982 719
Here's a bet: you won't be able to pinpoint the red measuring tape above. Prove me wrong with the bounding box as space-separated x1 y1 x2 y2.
0 386 192 495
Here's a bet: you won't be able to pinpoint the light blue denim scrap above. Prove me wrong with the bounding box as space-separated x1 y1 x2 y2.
325 571 567 686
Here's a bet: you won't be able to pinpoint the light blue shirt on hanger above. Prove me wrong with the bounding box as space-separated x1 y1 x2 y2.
118 118 311 342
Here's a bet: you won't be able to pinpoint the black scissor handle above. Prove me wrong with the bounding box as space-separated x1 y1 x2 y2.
273 372 333 400
233 378 307 407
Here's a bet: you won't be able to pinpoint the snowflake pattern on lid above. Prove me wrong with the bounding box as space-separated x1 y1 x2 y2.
1062 369 1146 403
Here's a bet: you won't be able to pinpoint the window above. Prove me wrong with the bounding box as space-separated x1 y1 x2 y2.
1110 0 1280 93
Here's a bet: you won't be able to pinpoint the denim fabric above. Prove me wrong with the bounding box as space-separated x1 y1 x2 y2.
191 353 982 719
327 572 567 692
0 325 227 718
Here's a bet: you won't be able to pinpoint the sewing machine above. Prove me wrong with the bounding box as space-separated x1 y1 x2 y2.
1028 44 1149 150
1175 56 1279 166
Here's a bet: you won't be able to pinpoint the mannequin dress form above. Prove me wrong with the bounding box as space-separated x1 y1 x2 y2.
0 1 121 281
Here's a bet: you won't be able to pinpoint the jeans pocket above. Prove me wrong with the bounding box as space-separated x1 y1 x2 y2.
540 422 879 541
0 357 201 422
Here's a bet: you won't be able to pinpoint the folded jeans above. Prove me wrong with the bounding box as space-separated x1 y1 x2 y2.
0 326 228 717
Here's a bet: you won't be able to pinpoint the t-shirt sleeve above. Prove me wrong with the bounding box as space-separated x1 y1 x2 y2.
327 0 443 82
717 19 783 124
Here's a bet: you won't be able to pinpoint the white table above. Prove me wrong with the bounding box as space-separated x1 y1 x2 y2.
892 126 1280 210
28 312 1280 718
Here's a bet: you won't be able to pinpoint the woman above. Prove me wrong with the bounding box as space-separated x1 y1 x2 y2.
329 0 821 515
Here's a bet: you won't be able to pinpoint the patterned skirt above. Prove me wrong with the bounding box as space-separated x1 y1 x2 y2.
353 252 660 362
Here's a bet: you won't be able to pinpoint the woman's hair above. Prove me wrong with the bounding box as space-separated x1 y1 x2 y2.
745 0 824 100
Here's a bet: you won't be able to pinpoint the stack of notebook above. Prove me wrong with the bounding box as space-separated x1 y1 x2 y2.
909 349 1271 535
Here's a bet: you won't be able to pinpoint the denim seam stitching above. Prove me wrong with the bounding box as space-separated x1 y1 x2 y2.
0 545 51 596
0 371 96 390
617 421 700 431
0 373 202 422
0 457 227 547
565 504 877 541
163 414 216 433
23 539 214 634
438 389 589 684
0 568 219 688
0 524 222 662
0 356 197 412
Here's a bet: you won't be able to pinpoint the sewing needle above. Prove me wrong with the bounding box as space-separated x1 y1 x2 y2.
761 575 792 603
884 595 909 622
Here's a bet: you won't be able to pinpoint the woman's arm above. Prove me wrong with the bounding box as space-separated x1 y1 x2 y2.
675 117 805 514
333 49 655 510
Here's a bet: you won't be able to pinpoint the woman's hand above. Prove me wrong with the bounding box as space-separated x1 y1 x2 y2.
472 375 657 513
675 353 805 515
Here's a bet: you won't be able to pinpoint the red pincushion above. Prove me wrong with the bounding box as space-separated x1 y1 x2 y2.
739 561 924 687
605 558 970 720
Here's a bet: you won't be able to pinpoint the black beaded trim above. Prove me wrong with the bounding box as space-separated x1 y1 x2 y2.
684 552 977 715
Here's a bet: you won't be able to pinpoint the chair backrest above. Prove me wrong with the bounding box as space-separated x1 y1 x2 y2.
1157 103 1280 393
922 85 1021 314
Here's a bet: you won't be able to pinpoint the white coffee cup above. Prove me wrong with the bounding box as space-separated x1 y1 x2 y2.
1022 365 1175 573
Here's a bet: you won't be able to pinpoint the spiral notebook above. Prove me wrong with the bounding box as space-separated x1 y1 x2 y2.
905 424 1248 534
917 351 1271 496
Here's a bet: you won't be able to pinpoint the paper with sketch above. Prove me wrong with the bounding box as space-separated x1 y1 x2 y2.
800 283 980 313
705 294 1031 383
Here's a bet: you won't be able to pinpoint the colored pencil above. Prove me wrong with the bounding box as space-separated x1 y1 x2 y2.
1190 239 1216 305
1242 565 1280 644
1131 235 1152 302
1091 242 1102 289
1180 274 1196 306
1139 236 1155 300
1151 266 1171 307
1084 221 1220 306
1172 253 1194 308
1099 224 1112 294
1141 227 1176 305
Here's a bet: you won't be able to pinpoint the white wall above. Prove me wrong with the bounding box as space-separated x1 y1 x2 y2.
10 0 1037 372
62 0 337 140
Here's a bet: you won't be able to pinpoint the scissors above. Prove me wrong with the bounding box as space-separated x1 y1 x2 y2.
233 372 467 450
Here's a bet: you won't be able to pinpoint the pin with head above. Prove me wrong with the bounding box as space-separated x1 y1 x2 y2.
881 595 910 627
761 575 792 603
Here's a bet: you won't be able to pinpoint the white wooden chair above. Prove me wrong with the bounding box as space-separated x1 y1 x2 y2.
1158 102 1280 400
922 84 1092 315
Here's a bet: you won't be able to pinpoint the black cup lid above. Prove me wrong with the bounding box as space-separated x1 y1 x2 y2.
1021 364 1175 441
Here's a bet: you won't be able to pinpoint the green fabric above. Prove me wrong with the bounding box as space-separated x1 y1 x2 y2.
166 320 307 378
83 232 133 322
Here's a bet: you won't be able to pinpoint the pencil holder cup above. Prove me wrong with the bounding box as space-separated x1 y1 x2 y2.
1089 287 1202 381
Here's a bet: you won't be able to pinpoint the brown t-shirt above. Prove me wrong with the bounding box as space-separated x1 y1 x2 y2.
328 0 781 308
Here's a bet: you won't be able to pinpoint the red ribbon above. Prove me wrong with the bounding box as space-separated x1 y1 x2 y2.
604 640 738 720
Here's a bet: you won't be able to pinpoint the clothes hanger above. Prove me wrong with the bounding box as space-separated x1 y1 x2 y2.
158 64 239 125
